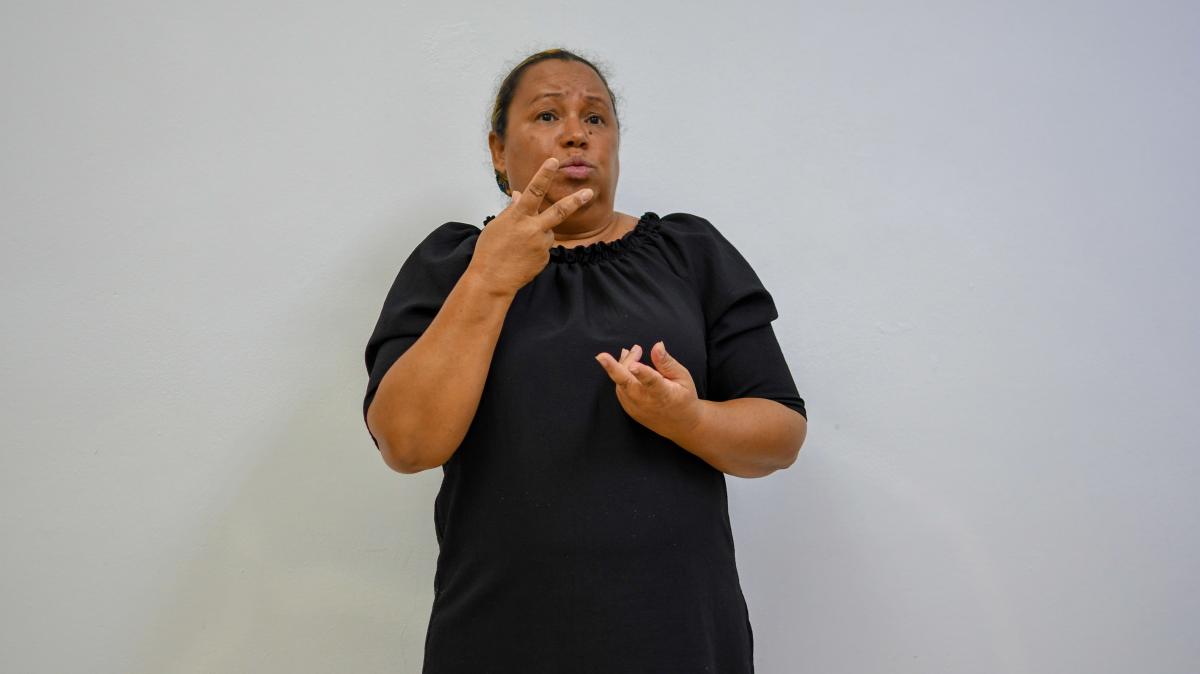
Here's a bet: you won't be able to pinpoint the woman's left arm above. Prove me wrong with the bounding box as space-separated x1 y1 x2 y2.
667 397 807 478
595 340 807 478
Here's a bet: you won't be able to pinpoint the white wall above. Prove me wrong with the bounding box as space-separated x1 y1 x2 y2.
2 1 1197 672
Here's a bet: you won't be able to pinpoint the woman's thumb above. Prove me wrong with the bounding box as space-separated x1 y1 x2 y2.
651 341 679 375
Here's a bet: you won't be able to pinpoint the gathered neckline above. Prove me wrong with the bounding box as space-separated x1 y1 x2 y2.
481 211 661 265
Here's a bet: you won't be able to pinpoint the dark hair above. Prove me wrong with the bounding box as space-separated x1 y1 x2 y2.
489 48 621 196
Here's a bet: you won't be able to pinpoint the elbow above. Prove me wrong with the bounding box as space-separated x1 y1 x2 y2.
372 423 438 474
720 407 807 478
730 464 780 479
366 385 466 474
377 439 418 474
777 412 808 470
367 405 429 474
376 434 437 474
371 427 450 475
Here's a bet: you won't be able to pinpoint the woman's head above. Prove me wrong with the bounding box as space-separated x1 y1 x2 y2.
488 49 621 218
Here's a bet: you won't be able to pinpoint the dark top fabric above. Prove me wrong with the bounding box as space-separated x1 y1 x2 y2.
362 211 806 674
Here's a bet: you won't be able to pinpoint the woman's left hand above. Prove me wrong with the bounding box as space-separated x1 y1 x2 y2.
594 341 704 441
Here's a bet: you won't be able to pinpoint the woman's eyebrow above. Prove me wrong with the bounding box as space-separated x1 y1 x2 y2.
527 92 610 108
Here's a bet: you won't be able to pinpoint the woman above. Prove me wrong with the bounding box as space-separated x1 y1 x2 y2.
363 48 807 674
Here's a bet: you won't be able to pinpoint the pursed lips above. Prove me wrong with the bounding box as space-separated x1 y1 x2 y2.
560 158 594 178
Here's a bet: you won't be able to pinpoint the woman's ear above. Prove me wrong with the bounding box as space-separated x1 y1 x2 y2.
487 131 506 174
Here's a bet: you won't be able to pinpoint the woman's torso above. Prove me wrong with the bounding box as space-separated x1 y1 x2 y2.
422 210 755 673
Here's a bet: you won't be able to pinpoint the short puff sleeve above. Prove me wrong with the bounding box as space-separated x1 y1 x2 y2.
678 214 807 419
362 222 480 447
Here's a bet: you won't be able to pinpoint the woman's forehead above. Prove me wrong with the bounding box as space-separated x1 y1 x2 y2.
516 62 609 106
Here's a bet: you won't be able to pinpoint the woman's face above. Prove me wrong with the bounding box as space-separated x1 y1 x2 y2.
489 59 620 220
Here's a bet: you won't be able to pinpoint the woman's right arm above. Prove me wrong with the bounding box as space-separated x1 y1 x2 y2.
366 268 514 473
366 156 593 473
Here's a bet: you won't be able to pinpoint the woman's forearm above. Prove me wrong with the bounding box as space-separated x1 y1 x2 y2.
666 398 807 478
367 267 514 473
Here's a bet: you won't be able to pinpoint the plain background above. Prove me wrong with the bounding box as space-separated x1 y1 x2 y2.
2 1 1197 672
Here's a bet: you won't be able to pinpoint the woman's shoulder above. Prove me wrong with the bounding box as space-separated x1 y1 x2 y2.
403 219 481 264
383 219 481 296
656 210 744 243
656 210 716 234
423 219 482 248
652 210 771 300
653 211 752 263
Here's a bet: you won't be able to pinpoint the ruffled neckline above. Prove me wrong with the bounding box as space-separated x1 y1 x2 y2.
481 211 661 265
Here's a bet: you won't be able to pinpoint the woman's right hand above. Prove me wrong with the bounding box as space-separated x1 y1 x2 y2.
467 157 594 297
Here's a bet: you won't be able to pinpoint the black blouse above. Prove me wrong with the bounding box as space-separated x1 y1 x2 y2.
363 211 806 673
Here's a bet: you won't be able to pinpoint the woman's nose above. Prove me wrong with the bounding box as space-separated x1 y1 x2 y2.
561 116 588 146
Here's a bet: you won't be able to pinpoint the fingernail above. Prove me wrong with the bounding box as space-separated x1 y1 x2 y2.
580 188 594 201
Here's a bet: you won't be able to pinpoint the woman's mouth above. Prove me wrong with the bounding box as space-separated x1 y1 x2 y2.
561 165 593 179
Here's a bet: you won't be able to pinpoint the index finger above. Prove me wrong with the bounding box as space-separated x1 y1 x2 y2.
594 352 638 387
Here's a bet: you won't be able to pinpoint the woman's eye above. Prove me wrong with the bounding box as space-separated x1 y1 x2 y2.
536 111 603 124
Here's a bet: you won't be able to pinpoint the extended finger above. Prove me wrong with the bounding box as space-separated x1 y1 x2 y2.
628 349 664 388
594 352 638 387
537 186 594 232
626 344 642 367
630 363 664 387
517 157 560 216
